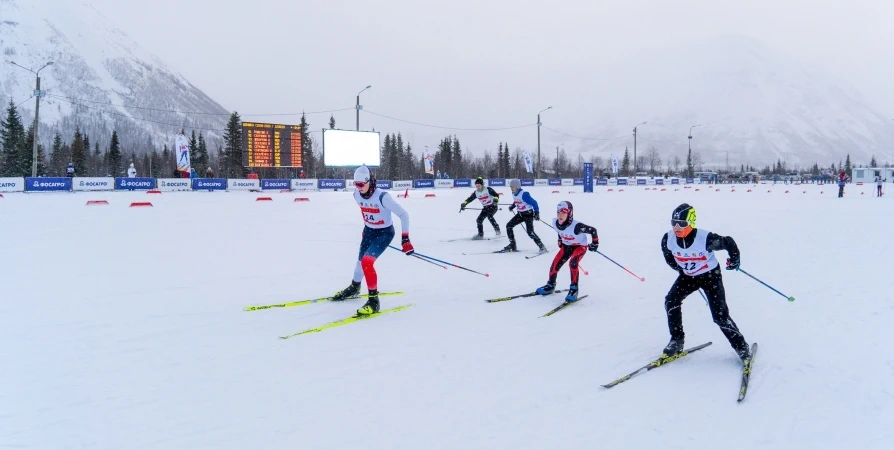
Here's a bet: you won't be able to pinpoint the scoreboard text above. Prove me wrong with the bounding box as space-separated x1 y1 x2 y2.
241 122 303 168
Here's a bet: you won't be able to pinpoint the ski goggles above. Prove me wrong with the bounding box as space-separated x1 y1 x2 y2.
557 202 571 214
354 181 368 188
671 219 690 229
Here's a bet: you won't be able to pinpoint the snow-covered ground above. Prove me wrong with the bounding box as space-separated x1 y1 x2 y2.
2 184 892 450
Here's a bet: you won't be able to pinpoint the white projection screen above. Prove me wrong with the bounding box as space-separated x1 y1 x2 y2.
322 129 381 167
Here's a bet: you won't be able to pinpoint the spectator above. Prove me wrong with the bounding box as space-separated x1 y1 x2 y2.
206 167 214 178
127 163 137 178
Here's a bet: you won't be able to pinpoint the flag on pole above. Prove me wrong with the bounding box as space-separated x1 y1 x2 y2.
611 154 619 175
523 150 534 174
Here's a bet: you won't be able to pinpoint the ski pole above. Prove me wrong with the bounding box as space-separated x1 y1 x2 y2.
391 247 447 270
698 289 708 305
735 267 796 302
462 207 502 211
580 264 589 276
389 246 489 277
596 250 645 282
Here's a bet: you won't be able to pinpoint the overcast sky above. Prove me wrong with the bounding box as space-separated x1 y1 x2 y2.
88 0 894 158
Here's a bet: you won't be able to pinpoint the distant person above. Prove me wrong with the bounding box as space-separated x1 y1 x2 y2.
190 168 198 179
206 167 214 178
66 163 75 178
877 176 884 197
127 163 137 178
838 171 847 198
501 179 546 254
459 177 501 239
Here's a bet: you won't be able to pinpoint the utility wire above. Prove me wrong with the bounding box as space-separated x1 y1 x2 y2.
363 109 535 131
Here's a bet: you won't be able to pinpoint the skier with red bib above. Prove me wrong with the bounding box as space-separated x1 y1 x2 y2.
332 165 414 316
535 201 599 303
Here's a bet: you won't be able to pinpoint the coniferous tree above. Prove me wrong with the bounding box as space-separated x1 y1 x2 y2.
299 113 311 176
161 144 172 176
107 130 122 177
329 115 336 129
496 143 504 177
91 142 101 176
222 112 244 178
50 132 65 176
188 130 199 169
71 127 87 176
870 155 877 167
194 133 209 175
82 134 91 174
388 134 400 180
621 147 631 176
452 136 462 177
1 100 26 176
142 152 151 177
503 143 511 177
845 154 852 178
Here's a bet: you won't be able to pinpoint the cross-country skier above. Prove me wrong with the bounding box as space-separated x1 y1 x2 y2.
661 203 752 364
332 164 414 315
876 176 884 197
501 179 546 253
535 201 599 302
460 177 501 239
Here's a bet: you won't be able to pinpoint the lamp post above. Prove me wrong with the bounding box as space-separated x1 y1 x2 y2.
688 124 701 153
632 121 646 174
356 85 371 130
6 60 54 177
536 106 552 179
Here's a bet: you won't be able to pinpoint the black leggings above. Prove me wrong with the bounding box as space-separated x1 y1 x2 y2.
476 205 500 235
506 211 542 246
664 267 748 353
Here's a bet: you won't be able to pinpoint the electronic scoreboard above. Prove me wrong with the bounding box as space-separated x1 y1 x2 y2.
241 122 303 167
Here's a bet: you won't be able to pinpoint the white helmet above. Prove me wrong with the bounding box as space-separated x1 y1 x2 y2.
354 164 371 184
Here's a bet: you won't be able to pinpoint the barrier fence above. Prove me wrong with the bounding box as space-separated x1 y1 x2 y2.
0 176 781 193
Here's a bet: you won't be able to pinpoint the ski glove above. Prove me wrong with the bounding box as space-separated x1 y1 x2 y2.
460 202 467 212
401 234 415 255
558 240 564 249
508 204 516 212
726 257 740 271
588 240 599 252
534 211 540 221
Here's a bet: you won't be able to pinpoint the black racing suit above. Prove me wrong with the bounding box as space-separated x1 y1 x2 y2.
462 187 500 235
661 230 749 354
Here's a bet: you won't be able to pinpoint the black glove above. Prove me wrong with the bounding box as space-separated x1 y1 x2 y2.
588 240 599 252
726 257 740 271
557 240 563 249
534 211 540 221
508 204 516 212
460 202 467 212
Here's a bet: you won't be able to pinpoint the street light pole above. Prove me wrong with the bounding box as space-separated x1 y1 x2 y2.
537 106 552 179
632 122 646 174
7 60 54 177
356 85 371 131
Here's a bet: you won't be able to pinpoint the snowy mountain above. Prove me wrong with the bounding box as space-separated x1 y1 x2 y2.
558 37 894 169
0 0 228 153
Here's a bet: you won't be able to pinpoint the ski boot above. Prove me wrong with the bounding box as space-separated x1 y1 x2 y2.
332 280 361 301
661 338 684 358
494 226 502 236
501 242 517 253
536 282 555 295
564 284 579 302
356 290 380 316
537 242 547 253
471 234 484 240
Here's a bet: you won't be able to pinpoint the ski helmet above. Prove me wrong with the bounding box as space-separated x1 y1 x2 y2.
671 203 696 238
475 177 484 187
556 201 573 224
353 164 377 197
509 179 521 190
